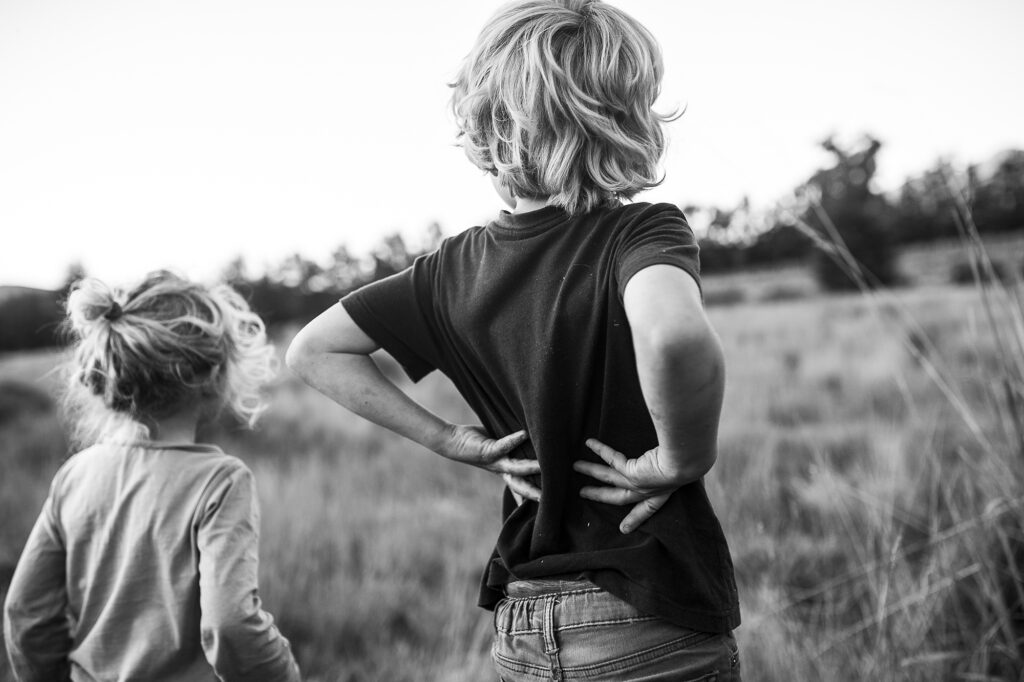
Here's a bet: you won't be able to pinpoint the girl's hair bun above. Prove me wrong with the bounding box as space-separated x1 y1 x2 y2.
66 278 126 334
62 270 276 447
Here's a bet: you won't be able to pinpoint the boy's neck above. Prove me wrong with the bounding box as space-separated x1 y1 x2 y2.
512 196 552 214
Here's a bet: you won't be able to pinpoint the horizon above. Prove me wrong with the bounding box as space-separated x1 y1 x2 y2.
1 143 1019 295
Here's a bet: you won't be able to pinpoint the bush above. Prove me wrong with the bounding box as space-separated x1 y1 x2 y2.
800 137 900 291
762 285 809 303
704 287 746 307
949 259 1013 285
0 288 63 352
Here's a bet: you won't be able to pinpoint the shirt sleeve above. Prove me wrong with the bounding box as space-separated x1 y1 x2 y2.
615 203 702 302
340 251 445 382
197 465 301 682
3 477 72 682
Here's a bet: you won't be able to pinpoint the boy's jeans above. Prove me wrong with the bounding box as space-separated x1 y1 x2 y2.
491 578 741 681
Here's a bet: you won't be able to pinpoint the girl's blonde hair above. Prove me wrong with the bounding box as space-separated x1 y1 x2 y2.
451 0 674 215
63 271 276 447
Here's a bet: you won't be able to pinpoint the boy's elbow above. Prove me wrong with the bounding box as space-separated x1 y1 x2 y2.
666 442 717 488
284 333 315 377
641 320 722 366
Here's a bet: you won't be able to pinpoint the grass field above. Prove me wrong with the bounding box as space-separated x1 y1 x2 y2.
1 256 1023 680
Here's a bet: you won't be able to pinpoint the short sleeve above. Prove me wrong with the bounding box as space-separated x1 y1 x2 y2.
340 252 444 382
615 203 701 302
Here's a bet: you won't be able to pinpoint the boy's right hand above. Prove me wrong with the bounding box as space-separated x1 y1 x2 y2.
438 425 541 502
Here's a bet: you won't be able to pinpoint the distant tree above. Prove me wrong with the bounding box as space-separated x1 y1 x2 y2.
58 261 88 296
688 198 809 273
324 245 366 295
1 224 459 349
0 288 63 351
424 221 444 251
687 203 739 273
687 141 1024 284
891 150 1024 243
0 263 83 351
688 200 755 273
371 233 414 281
746 222 810 265
693 240 735 273
800 135 898 290
220 256 250 288
971 150 1024 233
892 159 960 243
206 226 445 328
271 254 324 291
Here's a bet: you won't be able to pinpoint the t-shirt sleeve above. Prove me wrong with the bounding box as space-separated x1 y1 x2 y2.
340 252 444 382
615 203 702 302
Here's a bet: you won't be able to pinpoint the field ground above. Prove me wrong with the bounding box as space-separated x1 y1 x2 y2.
1 243 1023 680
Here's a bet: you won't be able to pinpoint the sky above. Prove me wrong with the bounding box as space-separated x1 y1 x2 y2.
1 0 1022 290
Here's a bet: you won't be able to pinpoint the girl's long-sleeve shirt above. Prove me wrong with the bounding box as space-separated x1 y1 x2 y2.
3 442 301 682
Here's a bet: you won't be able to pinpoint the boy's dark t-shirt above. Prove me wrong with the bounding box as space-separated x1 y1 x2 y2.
341 201 741 633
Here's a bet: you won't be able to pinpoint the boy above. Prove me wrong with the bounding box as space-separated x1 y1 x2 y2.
287 1 740 679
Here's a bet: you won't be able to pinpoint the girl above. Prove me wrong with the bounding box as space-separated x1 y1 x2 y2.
3 271 300 682
287 1 741 679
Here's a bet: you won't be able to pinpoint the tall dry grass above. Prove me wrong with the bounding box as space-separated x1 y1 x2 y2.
730 190 1024 680
1 228 1022 680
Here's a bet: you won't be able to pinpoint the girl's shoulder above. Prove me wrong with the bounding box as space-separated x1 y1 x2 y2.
53 442 247 492
50 442 110 485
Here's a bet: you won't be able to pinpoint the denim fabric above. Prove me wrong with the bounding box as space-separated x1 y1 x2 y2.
492 578 741 681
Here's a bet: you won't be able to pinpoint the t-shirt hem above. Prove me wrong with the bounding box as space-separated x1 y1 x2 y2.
586 570 741 634
477 568 740 634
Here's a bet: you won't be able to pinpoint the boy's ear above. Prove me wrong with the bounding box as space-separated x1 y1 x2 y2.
489 172 517 209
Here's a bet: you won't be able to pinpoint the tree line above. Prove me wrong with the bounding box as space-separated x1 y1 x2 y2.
1 138 1022 352
692 136 1024 289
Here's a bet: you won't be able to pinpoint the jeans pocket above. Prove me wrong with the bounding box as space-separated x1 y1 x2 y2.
722 632 740 672
562 626 741 681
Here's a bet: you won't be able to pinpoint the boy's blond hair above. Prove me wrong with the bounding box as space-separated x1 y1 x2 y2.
64 271 276 446
451 0 674 215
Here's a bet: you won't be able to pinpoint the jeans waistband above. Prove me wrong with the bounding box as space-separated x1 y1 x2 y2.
505 577 600 598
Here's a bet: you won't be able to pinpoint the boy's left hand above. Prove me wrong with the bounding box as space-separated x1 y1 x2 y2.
573 439 684 534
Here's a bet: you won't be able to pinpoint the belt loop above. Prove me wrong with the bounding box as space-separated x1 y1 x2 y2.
542 594 562 680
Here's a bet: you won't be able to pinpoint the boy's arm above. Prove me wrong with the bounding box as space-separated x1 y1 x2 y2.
285 304 541 492
574 264 725 532
197 466 301 682
3 500 72 682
